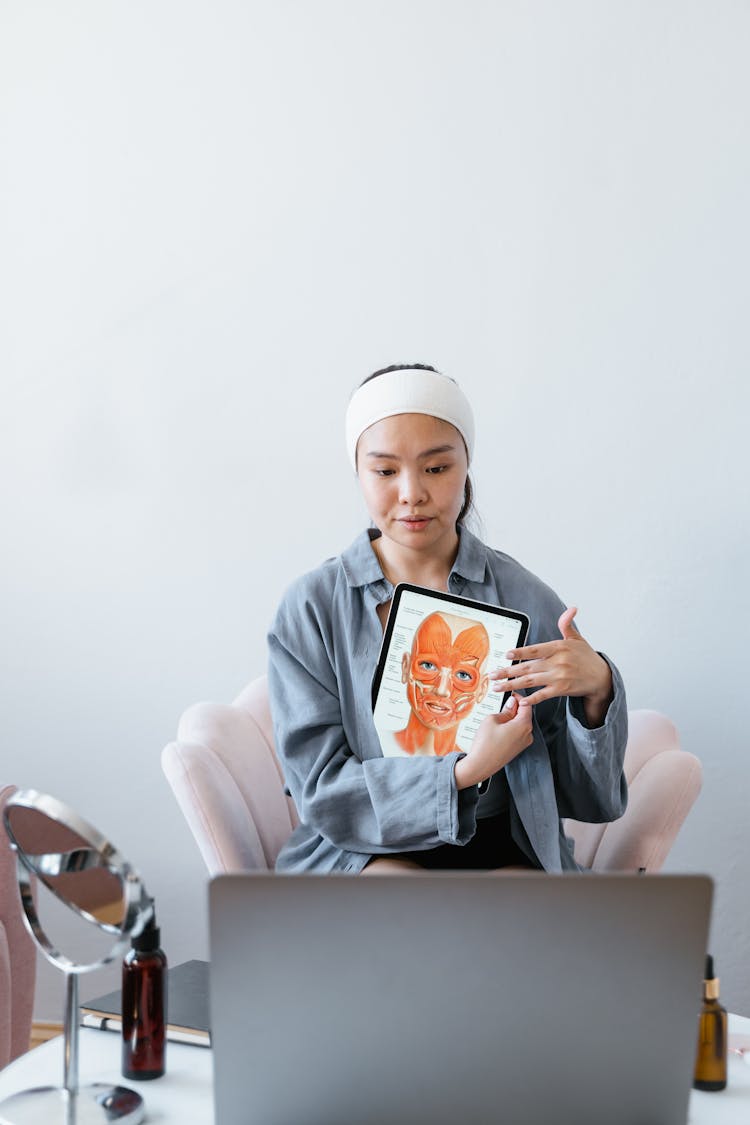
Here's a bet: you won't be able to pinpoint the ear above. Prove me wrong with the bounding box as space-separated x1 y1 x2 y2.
401 651 410 684
476 673 489 705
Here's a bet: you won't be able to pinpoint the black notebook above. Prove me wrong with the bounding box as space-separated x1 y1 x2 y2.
81 958 210 1047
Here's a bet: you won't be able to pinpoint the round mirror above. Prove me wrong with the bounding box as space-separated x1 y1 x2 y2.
1 789 152 1125
3 792 147 963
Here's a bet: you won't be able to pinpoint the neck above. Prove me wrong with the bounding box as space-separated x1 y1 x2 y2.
372 529 460 591
395 713 459 756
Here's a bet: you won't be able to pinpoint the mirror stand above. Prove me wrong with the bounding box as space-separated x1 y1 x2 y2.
0 790 153 1125
0 971 144 1125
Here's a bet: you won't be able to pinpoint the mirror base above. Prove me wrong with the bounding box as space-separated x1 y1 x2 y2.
0 1083 144 1124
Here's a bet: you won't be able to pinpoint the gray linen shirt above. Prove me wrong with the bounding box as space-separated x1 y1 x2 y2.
267 527 628 874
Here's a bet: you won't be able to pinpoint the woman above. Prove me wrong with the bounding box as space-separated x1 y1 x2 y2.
267 365 627 873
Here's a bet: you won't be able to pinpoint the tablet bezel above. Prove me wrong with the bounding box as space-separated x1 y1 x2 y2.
371 582 530 725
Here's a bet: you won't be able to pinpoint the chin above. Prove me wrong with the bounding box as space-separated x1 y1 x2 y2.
418 714 457 730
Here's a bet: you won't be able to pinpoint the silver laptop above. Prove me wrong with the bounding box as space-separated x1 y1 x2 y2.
209 873 712 1125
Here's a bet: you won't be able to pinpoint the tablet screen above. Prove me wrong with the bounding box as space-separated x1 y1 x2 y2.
371 584 530 759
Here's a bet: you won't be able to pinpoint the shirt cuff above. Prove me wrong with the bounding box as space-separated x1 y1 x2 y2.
567 653 622 734
436 752 479 844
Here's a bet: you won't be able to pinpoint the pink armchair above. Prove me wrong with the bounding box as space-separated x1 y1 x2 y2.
162 677 702 876
1 784 37 1067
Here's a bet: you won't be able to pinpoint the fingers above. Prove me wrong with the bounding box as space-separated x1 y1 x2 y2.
488 607 590 707
481 697 533 760
509 695 534 745
459 693 534 788
496 694 519 724
491 660 573 702
505 639 563 662
512 685 556 707
503 693 533 728
492 692 529 724
505 610 581 661
492 673 541 694
512 695 534 722
557 606 580 640
490 662 545 693
509 692 532 717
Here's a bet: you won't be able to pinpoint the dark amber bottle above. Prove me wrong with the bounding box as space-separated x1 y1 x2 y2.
122 911 167 1080
693 954 727 1091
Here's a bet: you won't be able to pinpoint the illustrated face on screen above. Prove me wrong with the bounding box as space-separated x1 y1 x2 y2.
396 611 490 756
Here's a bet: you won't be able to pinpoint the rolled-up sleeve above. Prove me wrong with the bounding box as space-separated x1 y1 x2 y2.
541 655 628 823
267 595 479 858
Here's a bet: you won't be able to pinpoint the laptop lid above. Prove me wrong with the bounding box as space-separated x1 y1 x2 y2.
209 872 712 1125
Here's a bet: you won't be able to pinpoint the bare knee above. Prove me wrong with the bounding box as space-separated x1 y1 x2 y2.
361 857 424 875
488 866 541 875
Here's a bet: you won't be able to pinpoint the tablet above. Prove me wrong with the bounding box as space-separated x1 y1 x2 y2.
371 583 530 760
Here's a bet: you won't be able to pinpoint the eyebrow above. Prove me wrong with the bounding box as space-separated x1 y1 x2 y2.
365 444 457 460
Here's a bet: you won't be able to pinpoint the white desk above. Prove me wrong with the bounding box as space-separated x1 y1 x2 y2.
0 1028 214 1123
1 1019 749 1123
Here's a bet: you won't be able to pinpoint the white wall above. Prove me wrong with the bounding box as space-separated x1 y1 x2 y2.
2 0 748 1019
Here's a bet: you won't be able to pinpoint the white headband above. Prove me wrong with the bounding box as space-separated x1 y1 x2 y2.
345 369 475 470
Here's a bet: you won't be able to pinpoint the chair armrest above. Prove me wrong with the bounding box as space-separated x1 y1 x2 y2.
590 750 702 872
0 924 11 1067
1 783 37 1063
177 701 298 842
162 741 269 874
622 710 680 782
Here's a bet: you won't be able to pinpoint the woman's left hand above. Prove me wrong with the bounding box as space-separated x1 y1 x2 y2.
490 607 613 728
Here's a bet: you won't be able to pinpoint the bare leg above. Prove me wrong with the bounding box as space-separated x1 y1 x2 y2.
488 866 542 874
361 857 424 875
362 860 541 875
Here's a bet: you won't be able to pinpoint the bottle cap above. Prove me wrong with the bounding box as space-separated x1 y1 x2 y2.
704 953 720 1000
132 905 161 952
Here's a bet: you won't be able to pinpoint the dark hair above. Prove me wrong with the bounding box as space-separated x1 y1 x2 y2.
358 364 476 529
360 363 441 386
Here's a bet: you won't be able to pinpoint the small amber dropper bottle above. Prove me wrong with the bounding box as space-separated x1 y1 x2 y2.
693 954 727 1091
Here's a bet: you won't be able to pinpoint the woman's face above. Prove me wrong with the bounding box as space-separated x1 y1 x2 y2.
356 413 468 556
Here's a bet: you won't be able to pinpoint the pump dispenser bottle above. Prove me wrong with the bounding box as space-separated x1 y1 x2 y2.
693 954 727 1091
122 906 167 1080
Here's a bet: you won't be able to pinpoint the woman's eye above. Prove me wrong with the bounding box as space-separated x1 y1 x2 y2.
375 468 395 477
426 464 449 474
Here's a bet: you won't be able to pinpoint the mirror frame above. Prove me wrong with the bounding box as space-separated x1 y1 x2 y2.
3 788 151 973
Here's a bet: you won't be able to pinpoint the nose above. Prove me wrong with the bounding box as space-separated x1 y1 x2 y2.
398 469 427 507
435 668 451 697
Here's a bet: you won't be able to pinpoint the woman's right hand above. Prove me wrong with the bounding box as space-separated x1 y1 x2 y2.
454 693 534 790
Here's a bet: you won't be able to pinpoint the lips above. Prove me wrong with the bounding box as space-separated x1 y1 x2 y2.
424 701 452 716
399 516 432 529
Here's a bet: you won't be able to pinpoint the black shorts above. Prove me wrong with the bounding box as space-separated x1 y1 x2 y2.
399 813 541 871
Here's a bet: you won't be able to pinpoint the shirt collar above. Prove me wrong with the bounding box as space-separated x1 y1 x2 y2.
340 526 488 588
451 525 489 583
340 529 386 587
